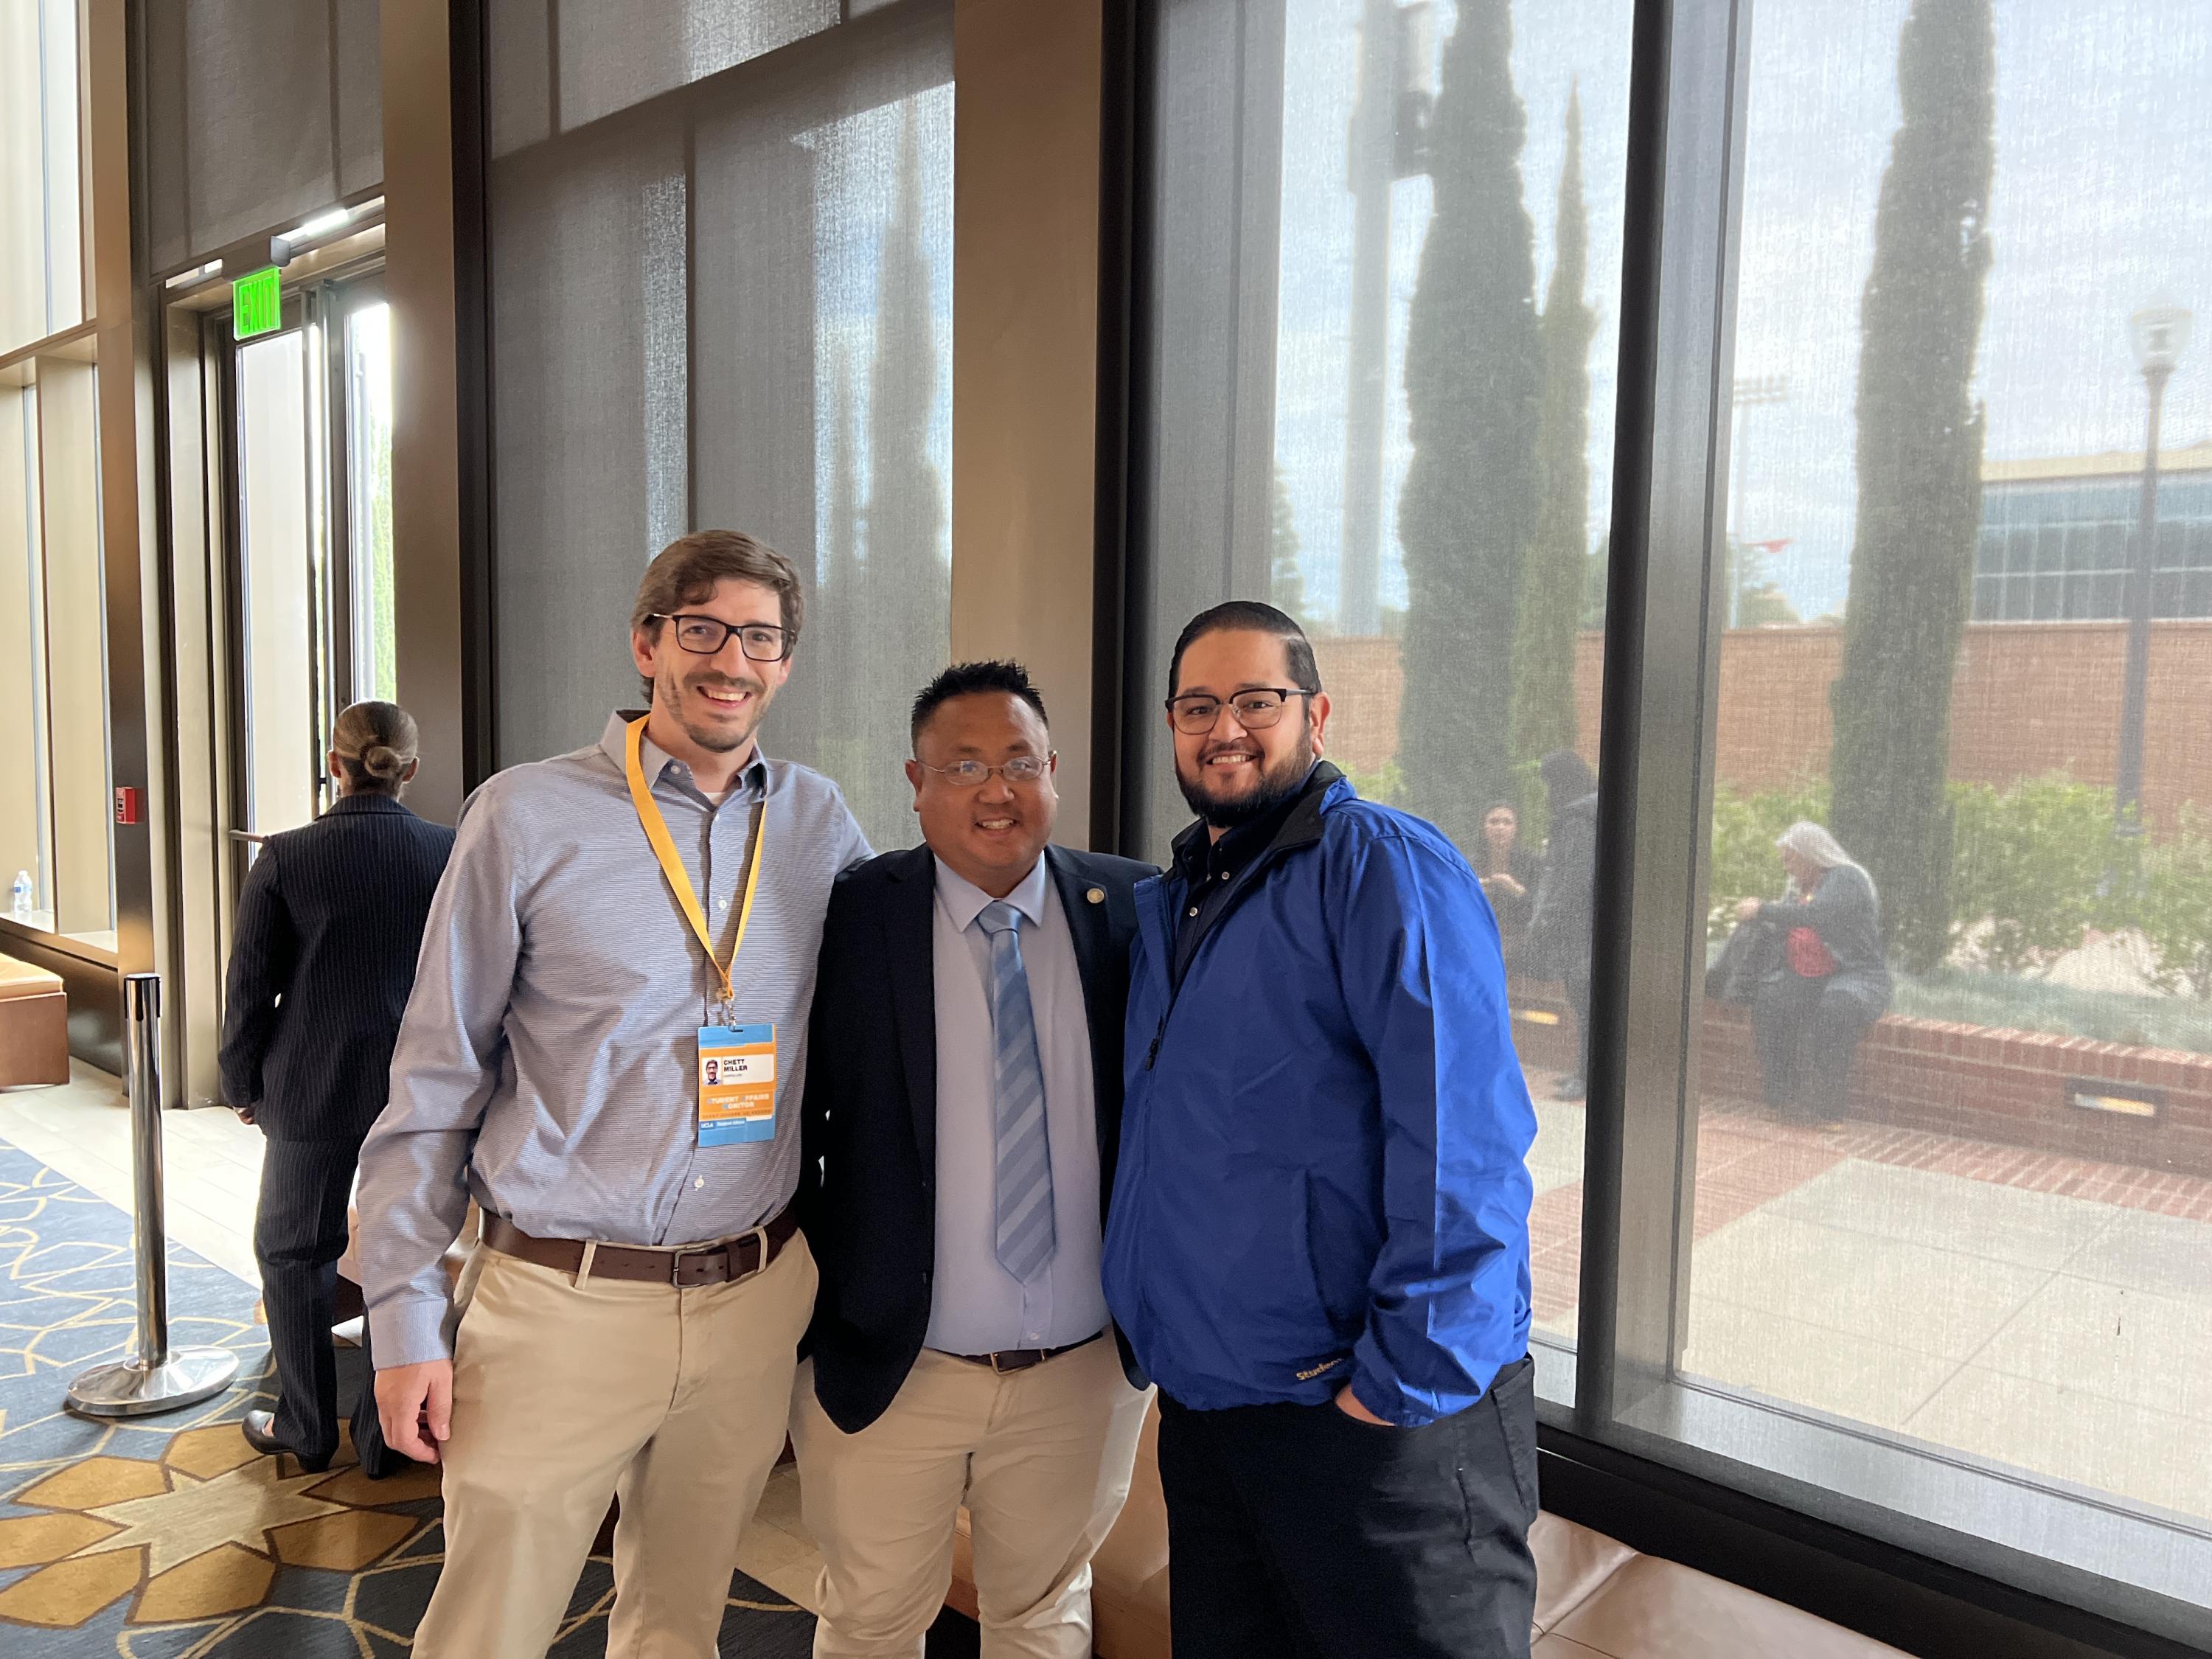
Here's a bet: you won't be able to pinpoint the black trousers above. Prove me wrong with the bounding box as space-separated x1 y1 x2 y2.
254 1135 383 1465
1157 1356 1540 1659
1751 975 1876 1121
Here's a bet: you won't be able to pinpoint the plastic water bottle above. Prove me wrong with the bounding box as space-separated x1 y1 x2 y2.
9 871 29 917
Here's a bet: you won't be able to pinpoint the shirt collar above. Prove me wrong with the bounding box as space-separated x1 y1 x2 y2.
1171 761 1326 889
599 710 770 804
325 793 409 817
933 850 1051 935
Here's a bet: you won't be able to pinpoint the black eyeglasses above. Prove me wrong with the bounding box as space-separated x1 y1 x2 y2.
649 613 794 662
1166 687 1315 735
915 756 1054 788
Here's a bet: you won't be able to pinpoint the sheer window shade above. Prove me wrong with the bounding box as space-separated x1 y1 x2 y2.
140 0 383 276
487 1 953 856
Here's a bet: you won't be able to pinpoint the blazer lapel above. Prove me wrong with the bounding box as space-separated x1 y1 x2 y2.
1047 847 1115 1163
881 847 940 1170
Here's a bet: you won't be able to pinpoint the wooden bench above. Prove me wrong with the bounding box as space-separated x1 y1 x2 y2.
949 1399 1908 1659
0 953 69 1088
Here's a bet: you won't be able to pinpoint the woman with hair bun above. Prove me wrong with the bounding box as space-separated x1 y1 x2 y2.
219 701 455 1475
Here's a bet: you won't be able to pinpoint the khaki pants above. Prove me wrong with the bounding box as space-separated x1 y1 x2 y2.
412 1231 817 1659
790 1339 1152 1659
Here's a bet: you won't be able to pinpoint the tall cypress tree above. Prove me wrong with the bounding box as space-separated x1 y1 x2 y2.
860 100 949 843
1509 86 1595 779
1828 0 1994 970
1396 0 1543 850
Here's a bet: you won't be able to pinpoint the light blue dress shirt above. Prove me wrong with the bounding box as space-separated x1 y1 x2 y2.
358 712 872 1368
923 855 1108 1355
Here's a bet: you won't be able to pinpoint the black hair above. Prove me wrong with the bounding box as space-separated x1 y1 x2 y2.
1166 600 1321 700
1539 749 1597 808
911 660 1051 749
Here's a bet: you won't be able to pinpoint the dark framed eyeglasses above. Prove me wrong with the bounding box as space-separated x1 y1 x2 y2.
649 613 794 662
1165 687 1315 735
915 755 1054 788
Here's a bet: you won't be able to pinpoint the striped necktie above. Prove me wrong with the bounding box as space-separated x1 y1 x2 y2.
978 901 1055 1284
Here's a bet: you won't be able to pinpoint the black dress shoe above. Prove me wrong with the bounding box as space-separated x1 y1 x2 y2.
240 1410 333 1472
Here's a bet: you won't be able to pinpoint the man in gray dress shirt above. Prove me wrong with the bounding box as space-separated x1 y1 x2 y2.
795 661 1155 1658
357 530 870 1658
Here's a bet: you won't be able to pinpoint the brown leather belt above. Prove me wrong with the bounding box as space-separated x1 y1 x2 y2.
483 1208 798 1288
945 1330 1105 1374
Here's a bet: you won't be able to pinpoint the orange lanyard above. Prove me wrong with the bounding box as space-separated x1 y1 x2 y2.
624 716 765 1012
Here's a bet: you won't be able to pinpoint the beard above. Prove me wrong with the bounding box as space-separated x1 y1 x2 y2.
1175 722 1315 831
662 663 770 753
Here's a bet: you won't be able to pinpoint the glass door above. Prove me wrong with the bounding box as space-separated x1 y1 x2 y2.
221 266 392 873
231 305 327 846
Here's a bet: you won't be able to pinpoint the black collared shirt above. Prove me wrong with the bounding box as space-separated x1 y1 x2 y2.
1169 762 1339 989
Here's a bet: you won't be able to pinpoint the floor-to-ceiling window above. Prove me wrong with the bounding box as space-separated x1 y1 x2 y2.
484 0 954 852
1130 0 2211 1645
1127 0 1638 1409
0 0 111 950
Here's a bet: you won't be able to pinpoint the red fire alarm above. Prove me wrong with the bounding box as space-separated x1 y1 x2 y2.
113 787 142 826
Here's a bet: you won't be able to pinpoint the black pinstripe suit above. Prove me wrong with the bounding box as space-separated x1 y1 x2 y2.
219 792 454 1464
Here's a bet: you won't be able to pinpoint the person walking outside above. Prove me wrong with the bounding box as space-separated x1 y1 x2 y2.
356 530 871 1658
1102 600 1540 1658
220 700 453 1476
1734 821 1891 1124
1525 750 1598 1102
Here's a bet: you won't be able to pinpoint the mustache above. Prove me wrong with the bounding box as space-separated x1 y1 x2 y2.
684 670 764 695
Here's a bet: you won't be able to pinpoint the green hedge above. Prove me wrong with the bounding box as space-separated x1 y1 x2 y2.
1708 773 2211 1003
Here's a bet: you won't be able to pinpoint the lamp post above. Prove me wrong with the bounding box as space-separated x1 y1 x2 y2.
2115 299 2191 835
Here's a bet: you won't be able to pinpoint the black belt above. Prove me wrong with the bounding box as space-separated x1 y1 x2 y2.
943 1330 1105 1374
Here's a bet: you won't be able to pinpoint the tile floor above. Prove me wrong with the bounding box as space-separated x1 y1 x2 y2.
7 1053 2209 1588
0 1062 844 1611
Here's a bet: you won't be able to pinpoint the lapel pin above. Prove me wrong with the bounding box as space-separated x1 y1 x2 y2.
1086 887 1106 905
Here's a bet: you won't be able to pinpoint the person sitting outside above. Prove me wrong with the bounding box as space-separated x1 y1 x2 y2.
1732 820 1892 1125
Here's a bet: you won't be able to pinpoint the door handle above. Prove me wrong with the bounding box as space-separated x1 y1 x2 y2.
226 830 270 845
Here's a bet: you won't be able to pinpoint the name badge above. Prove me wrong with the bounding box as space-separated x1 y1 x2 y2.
698 1023 776 1146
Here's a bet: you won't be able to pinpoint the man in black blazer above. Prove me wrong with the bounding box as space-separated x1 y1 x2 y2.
218 703 454 1474
795 661 1155 1659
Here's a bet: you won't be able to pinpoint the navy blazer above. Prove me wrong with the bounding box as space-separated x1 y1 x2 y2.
798 842 1154 1434
218 795 456 1142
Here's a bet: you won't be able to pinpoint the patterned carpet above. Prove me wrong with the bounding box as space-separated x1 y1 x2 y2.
0 1136 814 1655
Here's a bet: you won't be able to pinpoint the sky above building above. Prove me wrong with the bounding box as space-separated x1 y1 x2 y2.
1271 0 2212 629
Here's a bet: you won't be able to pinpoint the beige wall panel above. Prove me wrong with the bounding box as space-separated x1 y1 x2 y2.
951 0 1105 847
0 389 43 899
35 356 111 936
383 0 467 825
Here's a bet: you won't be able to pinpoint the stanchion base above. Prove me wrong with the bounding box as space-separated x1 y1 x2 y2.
66 1347 240 1418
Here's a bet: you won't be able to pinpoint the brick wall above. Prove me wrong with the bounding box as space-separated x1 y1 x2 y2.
1319 622 2210 826
1508 976 2212 1180
1699 1001 2212 1181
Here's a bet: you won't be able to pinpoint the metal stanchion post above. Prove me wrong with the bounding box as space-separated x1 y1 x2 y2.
66 973 240 1416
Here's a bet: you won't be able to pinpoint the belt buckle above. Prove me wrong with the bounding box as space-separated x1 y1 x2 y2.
988 1351 1013 1375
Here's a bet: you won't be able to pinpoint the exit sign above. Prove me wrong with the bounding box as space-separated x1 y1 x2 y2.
232 267 281 339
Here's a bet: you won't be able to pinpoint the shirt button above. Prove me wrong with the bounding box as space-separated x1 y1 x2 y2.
1221 870 1233 880
695 1177 705 1189
1187 906 1199 918
717 897 729 910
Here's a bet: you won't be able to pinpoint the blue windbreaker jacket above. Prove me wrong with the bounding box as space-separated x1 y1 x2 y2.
1101 771 1537 1426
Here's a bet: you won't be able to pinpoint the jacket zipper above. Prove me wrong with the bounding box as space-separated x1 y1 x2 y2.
1140 832 1310 1071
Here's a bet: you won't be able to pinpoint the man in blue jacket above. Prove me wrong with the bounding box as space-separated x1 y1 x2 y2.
1102 601 1540 1657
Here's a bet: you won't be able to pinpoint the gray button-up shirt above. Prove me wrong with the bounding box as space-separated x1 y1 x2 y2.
922 855 1107 1356
358 712 871 1367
